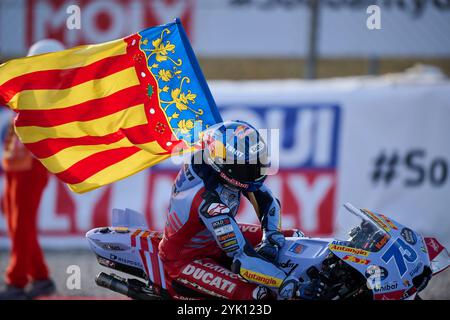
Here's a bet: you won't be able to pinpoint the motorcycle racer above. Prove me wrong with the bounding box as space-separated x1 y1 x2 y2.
158 120 320 300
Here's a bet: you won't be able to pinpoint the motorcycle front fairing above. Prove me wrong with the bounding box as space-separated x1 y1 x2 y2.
328 203 432 300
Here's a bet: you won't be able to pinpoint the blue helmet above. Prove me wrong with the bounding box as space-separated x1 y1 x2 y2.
200 120 270 191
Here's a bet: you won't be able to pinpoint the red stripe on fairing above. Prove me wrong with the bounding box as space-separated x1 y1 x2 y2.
0 54 133 103
24 124 158 159
140 231 150 252
169 214 181 230
139 250 151 280
131 229 141 248
55 146 140 184
15 85 145 127
150 252 162 287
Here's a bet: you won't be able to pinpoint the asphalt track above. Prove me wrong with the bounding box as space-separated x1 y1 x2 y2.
0 250 449 300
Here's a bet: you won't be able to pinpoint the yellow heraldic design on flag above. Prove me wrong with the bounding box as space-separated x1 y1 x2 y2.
0 19 222 193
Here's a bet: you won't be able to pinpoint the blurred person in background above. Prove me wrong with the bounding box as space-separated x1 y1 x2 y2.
0 39 65 300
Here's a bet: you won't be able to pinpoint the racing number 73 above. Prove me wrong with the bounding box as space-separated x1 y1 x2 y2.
381 238 418 277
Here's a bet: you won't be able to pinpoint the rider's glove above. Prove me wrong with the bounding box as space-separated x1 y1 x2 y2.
256 230 285 262
297 279 325 300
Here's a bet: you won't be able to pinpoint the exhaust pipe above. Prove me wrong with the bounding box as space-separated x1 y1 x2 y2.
95 272 161 300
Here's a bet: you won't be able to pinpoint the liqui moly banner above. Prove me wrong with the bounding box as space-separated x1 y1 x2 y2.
1 0 450 58
1 71 450 248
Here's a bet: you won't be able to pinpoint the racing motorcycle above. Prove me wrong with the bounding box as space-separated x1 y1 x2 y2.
86 203 450 300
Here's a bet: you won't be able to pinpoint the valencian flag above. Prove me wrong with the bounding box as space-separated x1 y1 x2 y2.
0 19 222 193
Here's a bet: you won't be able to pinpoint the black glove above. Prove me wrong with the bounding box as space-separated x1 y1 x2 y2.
256 231 285 262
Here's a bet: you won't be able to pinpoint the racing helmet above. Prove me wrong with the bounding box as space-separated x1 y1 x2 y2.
200 120 270 191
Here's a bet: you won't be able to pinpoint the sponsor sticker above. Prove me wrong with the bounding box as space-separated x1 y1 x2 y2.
221 239 238 248
214 225 234 236
409 262 423 277
373 281 399 293
329 243 370 257
401 227 417 245
379 214 398 230
241 268 283 287
224 245 239 253
226 144 244 158
288 243 306 254
219 172 249 189
425 237 444 260
343 255 371 265
112 227 130 233
218 232 236 242
181 265 237 294
362 209 391 232
212 218 231 229
92 239 130 251
365 265 389 281
375 234 390 250
239 224 259 233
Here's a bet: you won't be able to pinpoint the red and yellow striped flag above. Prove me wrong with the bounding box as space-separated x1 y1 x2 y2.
0 20 221 193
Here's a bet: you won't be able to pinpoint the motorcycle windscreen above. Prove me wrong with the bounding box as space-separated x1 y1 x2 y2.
340 203 392 253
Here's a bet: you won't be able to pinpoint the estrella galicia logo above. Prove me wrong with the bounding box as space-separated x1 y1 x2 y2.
401 227 417 245
365 265 388 281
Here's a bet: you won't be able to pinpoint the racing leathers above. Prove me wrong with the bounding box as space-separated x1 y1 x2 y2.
158 161 300 300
